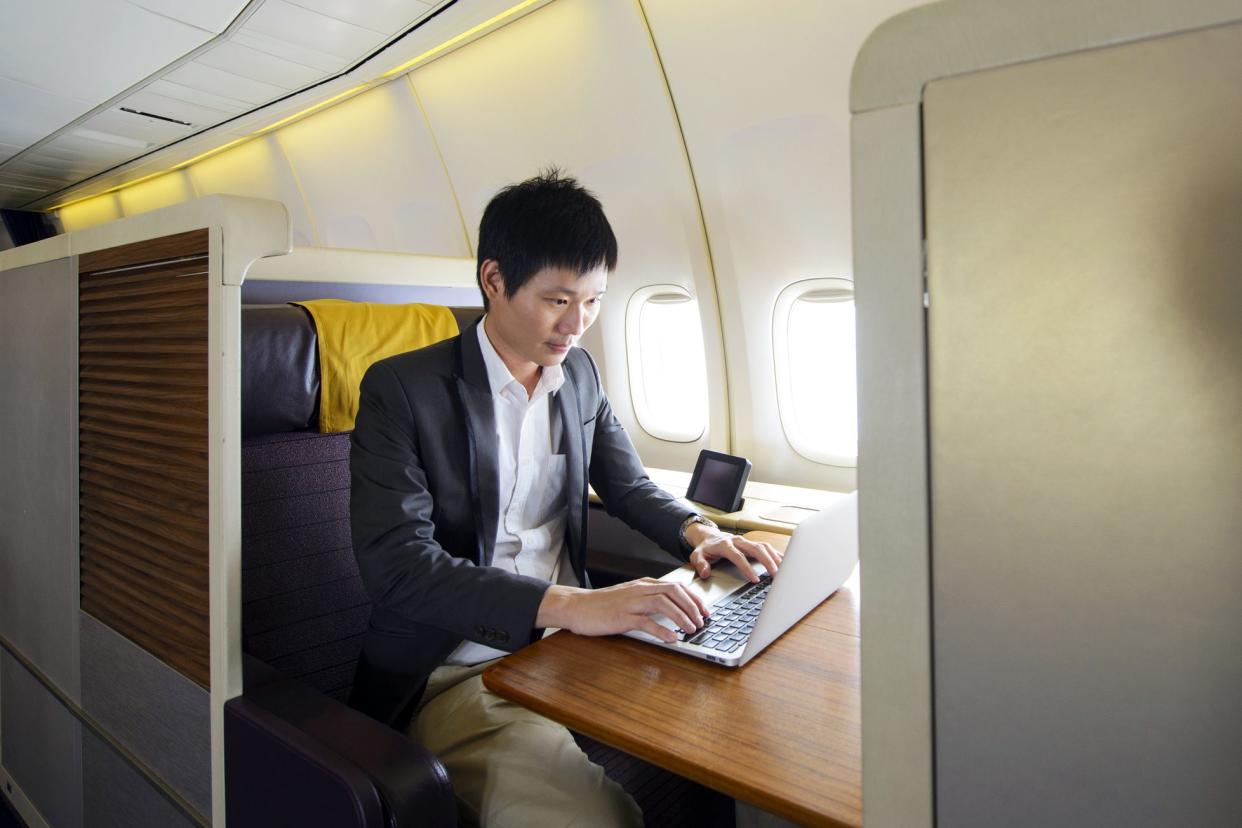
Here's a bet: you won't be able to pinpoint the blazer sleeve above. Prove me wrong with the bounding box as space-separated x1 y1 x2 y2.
350 360 550 650
580 353 696 561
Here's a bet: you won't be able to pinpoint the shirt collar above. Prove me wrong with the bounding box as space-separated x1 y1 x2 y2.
477 316 565 401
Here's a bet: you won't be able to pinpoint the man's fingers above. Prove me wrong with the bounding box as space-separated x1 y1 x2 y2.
688 550 712 580
653 584 707 629
735 537 781 575
635 615 678 643
650 594 698 634
669 580 710 619
714 543 760 582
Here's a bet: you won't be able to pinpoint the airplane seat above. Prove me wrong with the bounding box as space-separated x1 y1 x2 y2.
227 427 457 828
225 302 733 827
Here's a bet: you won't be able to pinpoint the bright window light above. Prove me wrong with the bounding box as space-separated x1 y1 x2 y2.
773 279 857 466
625 286 708 442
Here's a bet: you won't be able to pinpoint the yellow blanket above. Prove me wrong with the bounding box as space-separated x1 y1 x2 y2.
294 300 459 433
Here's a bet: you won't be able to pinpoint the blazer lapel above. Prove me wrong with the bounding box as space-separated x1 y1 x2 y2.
556 362 588 585
456 322 500 566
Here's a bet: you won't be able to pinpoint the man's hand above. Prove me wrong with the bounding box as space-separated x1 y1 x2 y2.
684 525 783 583
536 579 710 644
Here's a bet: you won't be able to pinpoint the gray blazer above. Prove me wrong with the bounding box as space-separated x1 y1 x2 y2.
347 319 694 727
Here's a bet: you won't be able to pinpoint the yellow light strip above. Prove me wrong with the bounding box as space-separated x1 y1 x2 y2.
51 0 546 213
255 85 368 135
50 87 366 212
380 0 543 79
52 135 252 211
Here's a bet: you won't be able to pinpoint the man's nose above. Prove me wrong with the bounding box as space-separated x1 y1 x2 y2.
559 304 588 336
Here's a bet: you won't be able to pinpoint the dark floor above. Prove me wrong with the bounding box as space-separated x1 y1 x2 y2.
0 789 25 828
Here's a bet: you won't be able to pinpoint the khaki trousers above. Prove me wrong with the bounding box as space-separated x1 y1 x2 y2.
408 659 643 828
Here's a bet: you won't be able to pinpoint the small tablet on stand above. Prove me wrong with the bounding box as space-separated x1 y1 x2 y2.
685 449 752 513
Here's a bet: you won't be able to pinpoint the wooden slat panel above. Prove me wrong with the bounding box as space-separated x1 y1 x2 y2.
81 418 208 454
79 391 207 421
81 406 207 440
79 442 207 484
80 231 211 689
82 528 209 593
79 264 208 296
80 489 207 553
80 508 208 570
79 291 210 317
78 229 208 273
81 557 209 627
80 467 209 520
79 380 207 405
80 307 207 328
80 340 207 357
78 323 212 341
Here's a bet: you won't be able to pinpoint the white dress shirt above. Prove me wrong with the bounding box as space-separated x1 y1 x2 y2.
445 319 578 665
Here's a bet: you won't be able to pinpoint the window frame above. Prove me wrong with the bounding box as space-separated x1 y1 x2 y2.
772 277 858 468
624 284 708 443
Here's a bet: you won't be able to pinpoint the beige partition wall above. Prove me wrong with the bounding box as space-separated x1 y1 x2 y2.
852 3 1242 826
0 196 289 828
923 23 1242 827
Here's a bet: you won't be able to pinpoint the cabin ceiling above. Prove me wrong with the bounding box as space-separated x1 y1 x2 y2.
0 0 452 211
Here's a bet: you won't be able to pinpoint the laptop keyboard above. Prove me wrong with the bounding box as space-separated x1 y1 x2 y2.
677 574 773 654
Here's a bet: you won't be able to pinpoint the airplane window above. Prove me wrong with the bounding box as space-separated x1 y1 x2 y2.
625 285 709 442
773 279 857 467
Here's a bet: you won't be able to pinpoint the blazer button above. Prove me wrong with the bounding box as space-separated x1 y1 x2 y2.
496 631 509 643
474 625 487 637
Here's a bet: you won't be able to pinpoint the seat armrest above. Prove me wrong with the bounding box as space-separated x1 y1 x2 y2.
226 695 386 827
228 656 455 827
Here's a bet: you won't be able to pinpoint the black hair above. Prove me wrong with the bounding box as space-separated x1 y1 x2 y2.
476 168 618 310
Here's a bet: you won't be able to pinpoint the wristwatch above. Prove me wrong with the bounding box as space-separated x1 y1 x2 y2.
679 514 719 549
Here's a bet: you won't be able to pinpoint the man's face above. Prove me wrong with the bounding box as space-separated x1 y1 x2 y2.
482 262 608 371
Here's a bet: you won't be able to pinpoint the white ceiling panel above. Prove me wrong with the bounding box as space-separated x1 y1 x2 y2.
284 0 435 35
46 133 141 163
0 169 66 189
229 29 346 73
0 178 48 194
23 142 105 164
124 87 241 127
4 156 94 179
22 165 101 184
0 0 481 208
85 109 196 145
125 0 251 34
142 79 252 114
0 123 51 151
0 0 211 103
244 1 387 60
194 41 325 89
164 60 291 104
0 77 93 144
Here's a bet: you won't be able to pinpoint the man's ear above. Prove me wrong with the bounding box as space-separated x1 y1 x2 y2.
479 259 504 302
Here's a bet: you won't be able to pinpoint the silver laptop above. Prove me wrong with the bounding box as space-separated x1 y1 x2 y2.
624 491 858 667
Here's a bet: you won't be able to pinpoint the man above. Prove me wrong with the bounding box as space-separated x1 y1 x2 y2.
348 170 781 826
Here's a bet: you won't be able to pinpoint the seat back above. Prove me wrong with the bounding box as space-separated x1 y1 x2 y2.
241 430 366 701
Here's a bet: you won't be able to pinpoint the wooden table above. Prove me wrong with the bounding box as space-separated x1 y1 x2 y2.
483 533 861 827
